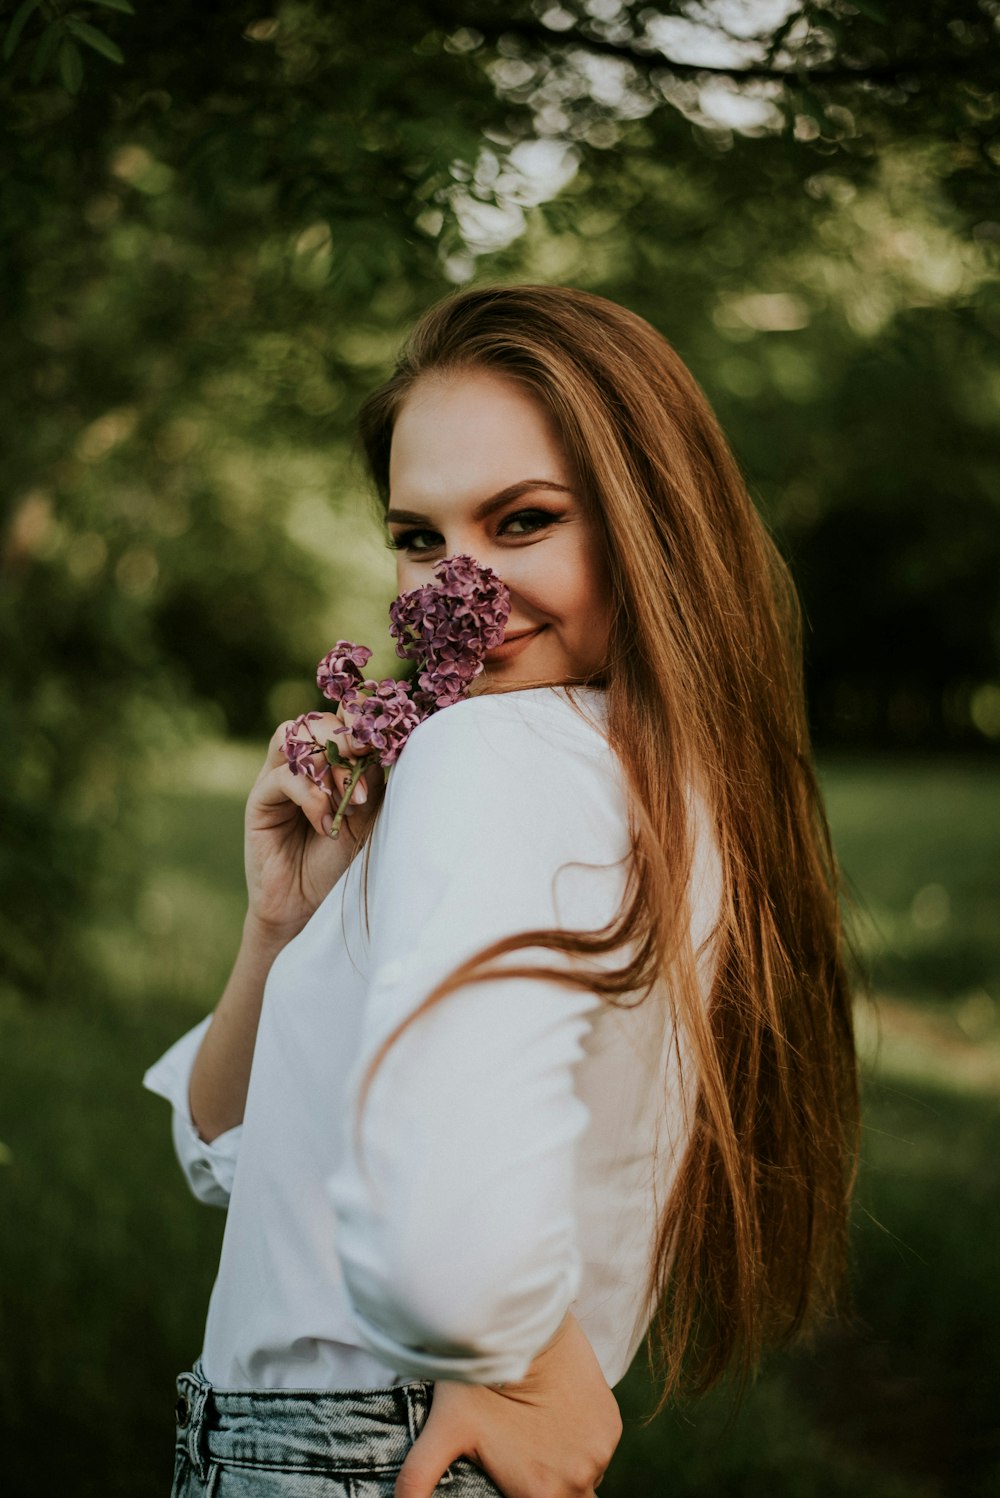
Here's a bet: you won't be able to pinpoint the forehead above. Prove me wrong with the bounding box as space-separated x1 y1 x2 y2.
388 369 571 510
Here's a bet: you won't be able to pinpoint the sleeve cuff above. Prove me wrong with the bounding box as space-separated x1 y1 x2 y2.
338 1297 566 1385
143 1015 242 1208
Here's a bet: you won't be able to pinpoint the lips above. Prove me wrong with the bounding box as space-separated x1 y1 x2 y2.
485 625 547 662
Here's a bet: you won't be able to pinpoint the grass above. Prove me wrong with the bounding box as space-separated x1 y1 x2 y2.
0 744 997 1496
817 753 1000 1011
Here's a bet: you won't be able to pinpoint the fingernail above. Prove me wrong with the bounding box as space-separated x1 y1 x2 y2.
352 781 368 805
322 814 333 836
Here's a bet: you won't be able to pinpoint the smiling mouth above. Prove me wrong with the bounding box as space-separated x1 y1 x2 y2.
485 625 547 661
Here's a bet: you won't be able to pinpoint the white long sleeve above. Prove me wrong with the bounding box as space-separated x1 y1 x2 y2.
143 1015 243 1208
141 685 721 1393
326 690 629 1384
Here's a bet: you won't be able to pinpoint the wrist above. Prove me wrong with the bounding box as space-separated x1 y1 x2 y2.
534 1311 572 1358
242 909 301 955
488 1313 572 1393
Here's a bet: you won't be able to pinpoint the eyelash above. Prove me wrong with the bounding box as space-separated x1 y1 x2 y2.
387 508 560 554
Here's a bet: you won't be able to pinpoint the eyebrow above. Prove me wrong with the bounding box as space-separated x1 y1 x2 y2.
385 479 573 527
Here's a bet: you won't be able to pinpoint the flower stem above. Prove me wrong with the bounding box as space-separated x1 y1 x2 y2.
329 756 368 839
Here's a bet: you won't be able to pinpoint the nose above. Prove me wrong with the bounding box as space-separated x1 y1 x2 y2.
401 547 531 627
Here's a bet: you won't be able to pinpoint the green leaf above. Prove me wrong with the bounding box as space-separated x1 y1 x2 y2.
65 17 124 64
324 741 349 767
58 36 83 93
3 0 41 62
28 19 60 83
89 0 136 12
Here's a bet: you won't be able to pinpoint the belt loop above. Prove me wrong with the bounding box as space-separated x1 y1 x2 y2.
402 1383 452 1486
401 1382 425 1447
177 1366 213 1482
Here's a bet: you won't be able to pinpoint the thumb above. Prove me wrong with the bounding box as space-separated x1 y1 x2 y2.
394 1404 468 1498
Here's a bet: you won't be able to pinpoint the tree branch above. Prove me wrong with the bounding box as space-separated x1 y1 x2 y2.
470 17 994 89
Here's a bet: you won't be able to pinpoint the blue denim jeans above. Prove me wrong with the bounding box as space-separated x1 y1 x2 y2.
171 1358 503 1497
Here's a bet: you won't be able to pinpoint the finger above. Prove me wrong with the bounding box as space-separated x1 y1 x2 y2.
395 1445 464 1498
251 763 352 839
264 713 357 773
316 703 371 761
332 760 371 808
394 1414 469 1498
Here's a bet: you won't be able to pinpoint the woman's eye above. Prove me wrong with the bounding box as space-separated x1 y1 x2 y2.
387 509 557 554
502 509 555 536
388 528 437 552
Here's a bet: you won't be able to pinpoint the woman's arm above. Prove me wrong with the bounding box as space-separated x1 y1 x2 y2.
142 1014 244 1207
186 913 294 1142
187 710 386 1142
328 695 628 1384
396 1313 622 1498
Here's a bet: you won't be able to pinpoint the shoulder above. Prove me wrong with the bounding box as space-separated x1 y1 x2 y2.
381 688 625 853
396 687 610 772
389 686 610 796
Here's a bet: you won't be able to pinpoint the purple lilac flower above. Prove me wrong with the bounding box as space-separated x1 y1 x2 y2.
332 678 423 767
307 556 511 835
415 651 483 710
283 712 330 786
317 641 373 702
389 554 510 662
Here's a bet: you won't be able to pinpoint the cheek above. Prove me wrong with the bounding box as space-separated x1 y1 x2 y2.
511 546 603 626
396 558 421 593
564 545 610 625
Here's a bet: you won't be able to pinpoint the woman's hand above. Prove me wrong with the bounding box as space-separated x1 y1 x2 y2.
395 1314 622 1498
243 706 385 940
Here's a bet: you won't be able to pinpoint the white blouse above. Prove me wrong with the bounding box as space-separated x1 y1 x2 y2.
143 686 723 1391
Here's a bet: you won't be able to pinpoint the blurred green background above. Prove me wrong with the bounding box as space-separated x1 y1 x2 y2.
1 2 997 1494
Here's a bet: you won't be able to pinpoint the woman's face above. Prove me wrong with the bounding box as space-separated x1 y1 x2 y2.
386 368 613 690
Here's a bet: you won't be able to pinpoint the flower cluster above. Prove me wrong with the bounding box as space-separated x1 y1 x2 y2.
283 555 511 837
389 554 510 713
282 711 331 788
316 642 372 702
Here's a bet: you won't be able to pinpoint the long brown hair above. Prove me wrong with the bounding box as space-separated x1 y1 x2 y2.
354 284 861 1408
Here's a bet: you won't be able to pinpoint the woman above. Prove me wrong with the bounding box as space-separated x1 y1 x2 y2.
145 284 860 1497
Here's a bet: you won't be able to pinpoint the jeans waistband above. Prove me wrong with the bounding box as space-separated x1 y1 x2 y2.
175 1357 446 1484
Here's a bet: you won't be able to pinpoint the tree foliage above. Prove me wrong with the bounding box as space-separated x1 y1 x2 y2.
1 0 998 994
